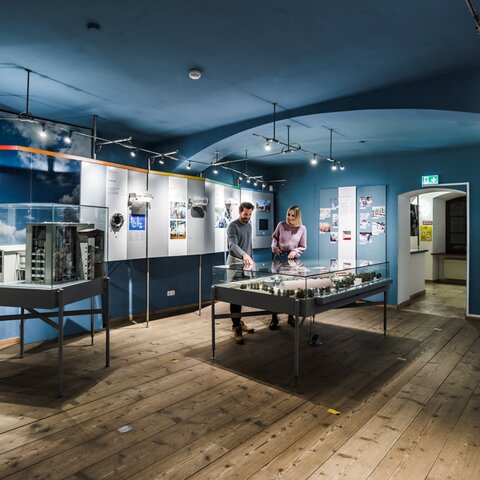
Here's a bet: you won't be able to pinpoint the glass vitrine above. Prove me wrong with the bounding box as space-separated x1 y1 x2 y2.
212 258 389 302
0 203 107 288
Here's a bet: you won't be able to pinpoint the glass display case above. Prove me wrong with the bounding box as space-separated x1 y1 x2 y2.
212 258 389 306
0 203 107 288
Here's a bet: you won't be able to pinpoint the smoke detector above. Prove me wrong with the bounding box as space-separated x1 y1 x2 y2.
188 68 202 80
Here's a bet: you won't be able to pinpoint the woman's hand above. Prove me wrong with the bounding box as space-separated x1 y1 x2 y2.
287 250 298 259
273 247 282 256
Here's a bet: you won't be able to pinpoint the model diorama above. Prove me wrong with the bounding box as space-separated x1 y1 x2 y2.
212 260 389 308
25 222 104 285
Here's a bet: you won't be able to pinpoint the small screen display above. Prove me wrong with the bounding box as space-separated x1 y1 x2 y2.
258 219 269 231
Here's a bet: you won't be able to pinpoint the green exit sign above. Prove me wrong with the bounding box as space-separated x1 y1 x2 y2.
422 175 439 186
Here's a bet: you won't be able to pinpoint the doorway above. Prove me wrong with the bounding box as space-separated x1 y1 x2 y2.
397 185 468 318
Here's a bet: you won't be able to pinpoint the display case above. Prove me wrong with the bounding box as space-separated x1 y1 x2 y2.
212 259 390 317
0 203 107 288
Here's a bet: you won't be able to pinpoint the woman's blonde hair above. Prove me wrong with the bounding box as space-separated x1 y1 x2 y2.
286 205 302 226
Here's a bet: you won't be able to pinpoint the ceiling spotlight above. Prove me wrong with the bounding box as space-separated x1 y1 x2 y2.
264 140 271 151
254 181 258 186
158 159 164 165
188 68 202 80
310 154 318 166
130 149 137 158
331 162 338 171
262 183 266 189
238 176 243 182
187 161 192 170
39 123 47 138
339 162 345 171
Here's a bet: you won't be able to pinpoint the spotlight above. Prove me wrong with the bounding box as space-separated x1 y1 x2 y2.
254 181 258 186
158 159 165 165
262 183 266 189
213 167 218 174
39 124 47 138
310 154 318 166
63 132 72 144
238 176 243 182
264 140 271 151
130 149 137 158
339 162 345 171
331 162 338 171
246 178 251 184
187 161 192 170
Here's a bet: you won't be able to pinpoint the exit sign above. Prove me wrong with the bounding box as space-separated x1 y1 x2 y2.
422 175 439 186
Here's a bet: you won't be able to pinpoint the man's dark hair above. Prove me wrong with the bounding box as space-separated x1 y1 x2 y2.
239 202 254 213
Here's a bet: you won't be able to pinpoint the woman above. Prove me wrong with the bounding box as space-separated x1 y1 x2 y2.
270 205 307 330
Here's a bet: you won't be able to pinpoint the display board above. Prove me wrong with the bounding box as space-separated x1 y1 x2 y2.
241 189 274 249
319 185 386 264
80 163 272 260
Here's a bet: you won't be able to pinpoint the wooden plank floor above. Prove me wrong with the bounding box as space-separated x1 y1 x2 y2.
0 303 479 479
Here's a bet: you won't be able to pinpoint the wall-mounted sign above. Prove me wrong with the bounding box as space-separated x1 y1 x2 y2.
422 175 439 186
420 224 432 241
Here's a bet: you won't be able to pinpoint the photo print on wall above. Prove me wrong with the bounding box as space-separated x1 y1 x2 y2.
359 232 372 244
319 208 331 219
372 206 386 218
170 201 187 219
255 199 271 212
372 220 386 235
320 222 331 233
359 196 373 208
170 220 186 240
360 212 370 228
331 213 339 228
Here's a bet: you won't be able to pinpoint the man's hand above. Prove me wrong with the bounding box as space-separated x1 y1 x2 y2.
242 253 254 265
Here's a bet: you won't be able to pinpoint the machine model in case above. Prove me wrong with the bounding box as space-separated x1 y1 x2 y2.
25 223 104 284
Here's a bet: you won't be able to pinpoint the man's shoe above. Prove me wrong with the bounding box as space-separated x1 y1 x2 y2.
232 325 244 344
287 315 296 327
240 320 254 333
269 314 279 330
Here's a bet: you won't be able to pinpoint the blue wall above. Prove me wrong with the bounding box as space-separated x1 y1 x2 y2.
271 144 479 314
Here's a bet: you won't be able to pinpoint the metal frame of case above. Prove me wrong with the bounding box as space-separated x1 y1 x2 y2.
211 259 392 383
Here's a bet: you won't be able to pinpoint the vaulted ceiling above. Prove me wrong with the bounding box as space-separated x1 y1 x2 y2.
1 0 480 172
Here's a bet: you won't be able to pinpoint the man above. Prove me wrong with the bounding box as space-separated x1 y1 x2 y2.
227 201 255 344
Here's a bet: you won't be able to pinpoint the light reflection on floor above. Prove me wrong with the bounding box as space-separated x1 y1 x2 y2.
402 282 466 318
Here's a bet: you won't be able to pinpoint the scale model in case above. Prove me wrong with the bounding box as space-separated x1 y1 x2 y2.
25 223 105 284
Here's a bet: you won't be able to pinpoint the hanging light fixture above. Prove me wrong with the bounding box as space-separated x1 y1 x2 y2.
212 151 220 174
63 131 72 144
310 154 318 166
187 161 192 170
39 123 47 138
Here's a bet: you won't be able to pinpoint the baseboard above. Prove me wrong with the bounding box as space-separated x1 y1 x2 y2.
111 301 212 327
466 314 480 321
397 299 411 309
410 290 426 300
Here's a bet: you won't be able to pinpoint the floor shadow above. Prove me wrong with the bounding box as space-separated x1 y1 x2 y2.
184 320 421 402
